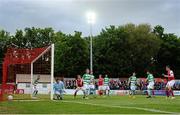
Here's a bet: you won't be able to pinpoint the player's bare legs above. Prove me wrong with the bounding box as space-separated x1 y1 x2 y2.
74 88 86 99
74 88 79 98
166 86 175 99
165 87 170 98
32 89 38 97
163 66 175 99
146 71 154 98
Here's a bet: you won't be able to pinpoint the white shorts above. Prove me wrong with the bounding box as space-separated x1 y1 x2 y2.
89 84 95 89
76 87 84 91
83 84 89 90
98 86 104 90
103 85 110 90
33 86 38 91
166 80 175 88
147 81 154 89
130 85 136 91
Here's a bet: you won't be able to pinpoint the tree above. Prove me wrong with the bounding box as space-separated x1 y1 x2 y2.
54 31 89 77
0 24 179 79
8 27 55 49
0 30 11 62
93 24 162 77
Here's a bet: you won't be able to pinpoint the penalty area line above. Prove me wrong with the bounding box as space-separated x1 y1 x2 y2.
56 100 175 114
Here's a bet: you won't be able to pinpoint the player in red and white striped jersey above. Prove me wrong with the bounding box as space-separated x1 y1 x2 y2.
163 65 175 99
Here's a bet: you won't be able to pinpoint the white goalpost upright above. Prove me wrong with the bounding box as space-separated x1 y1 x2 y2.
50 44 54 100
30 44 54 100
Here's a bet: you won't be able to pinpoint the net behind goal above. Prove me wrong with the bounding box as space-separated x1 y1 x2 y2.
0 44 54 101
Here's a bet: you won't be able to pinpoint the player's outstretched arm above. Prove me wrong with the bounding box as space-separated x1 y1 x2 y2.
162 74 168 77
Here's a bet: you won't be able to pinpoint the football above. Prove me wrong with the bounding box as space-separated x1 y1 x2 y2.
7 95 13 101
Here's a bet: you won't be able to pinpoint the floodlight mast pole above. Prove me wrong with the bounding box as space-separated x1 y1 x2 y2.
90 23 93 72
87 11 95 72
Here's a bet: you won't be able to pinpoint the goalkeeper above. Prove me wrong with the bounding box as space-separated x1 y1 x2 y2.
53 78 65 100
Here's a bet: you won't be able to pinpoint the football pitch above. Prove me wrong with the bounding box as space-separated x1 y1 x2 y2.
0 95 180 114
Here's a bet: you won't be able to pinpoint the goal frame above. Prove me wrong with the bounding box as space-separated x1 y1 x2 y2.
1 44 54 101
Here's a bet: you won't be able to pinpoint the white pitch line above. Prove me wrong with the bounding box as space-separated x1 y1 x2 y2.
13 99 40 102
58 100 176 114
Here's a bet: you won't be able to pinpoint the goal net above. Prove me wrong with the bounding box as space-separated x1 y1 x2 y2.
0 44 54 101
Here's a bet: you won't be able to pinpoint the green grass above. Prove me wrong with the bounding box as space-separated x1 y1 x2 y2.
0 95 180 114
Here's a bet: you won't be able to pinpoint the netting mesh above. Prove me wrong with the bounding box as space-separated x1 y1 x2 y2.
0 45 53 101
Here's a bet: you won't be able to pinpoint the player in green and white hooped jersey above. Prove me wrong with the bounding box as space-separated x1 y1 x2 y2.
146 70 155 98
104 75 110 96
82 68 91 98
89 71 96 96
32 75 40 98
128 72 137 98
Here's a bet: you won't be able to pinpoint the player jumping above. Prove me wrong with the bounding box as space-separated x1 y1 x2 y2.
146 70 155 98
104 74 110 96
128 72 137 98
74 75 86 99
163 65 175 99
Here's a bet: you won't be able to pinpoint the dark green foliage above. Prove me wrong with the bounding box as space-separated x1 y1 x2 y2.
0 23 179 78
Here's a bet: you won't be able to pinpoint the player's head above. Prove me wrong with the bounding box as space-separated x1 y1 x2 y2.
55 78 59 83
146 70 150 75
77 75 81 79
99 74 102 78
105 74 108 78
86 68 90 74
132 72 136 76
60 77 64 81
166 65 170 71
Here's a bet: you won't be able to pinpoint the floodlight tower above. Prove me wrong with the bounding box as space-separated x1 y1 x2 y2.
86 11 96 72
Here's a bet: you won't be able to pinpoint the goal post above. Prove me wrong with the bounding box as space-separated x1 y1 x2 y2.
50 44 54 100
30 44 54 100
0 44 55 101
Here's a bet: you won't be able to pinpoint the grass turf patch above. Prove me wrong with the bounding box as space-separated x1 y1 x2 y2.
0 95 179 114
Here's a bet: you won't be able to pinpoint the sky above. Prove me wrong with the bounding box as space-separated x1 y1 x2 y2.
0 0 179 37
